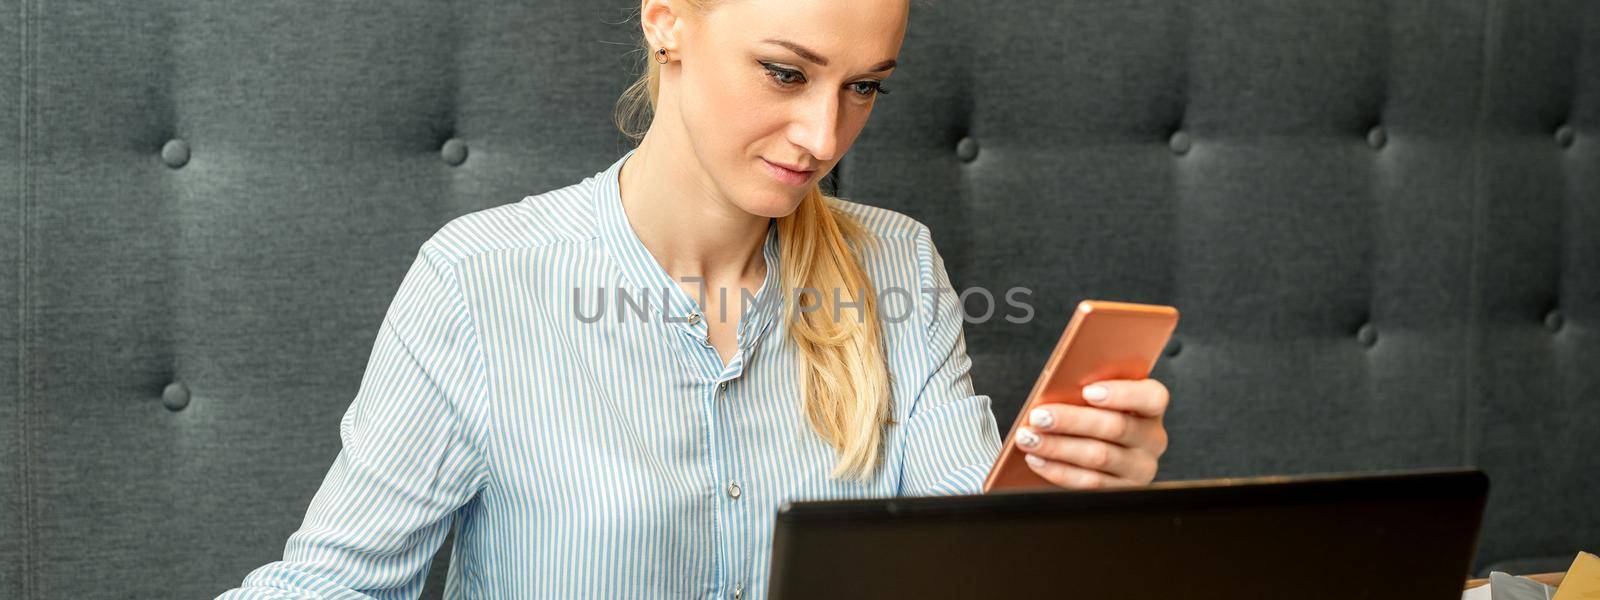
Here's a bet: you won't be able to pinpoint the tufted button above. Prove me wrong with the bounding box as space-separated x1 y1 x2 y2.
1366 125 1387 149
440 138 468 166
1168 130 1191 155
162 381 190 411
726 481 742 499
956 136 979 162
1544 309 1564 333
161 139 190 168
1163 336 1182 358
1554 125 1575 148
1356 322 1377 347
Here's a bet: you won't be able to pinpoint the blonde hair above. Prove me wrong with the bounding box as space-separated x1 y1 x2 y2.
613 1 893 481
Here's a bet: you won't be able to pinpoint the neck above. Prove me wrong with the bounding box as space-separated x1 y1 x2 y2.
617 126 770 287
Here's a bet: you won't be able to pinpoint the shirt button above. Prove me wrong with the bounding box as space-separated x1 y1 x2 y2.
687 312 702 325
733 583 743 599
727 481 742 499
719 381 728 391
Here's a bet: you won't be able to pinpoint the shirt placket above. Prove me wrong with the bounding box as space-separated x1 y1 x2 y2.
681 294 775 600
597 150 779 598
661 293 741 599
712 374 748 600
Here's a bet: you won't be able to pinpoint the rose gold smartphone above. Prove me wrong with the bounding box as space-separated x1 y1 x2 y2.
982 300 1179 493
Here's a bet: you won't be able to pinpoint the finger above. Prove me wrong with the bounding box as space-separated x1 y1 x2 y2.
1027 403 1151 447
1022 452 1138 490
1016 427 1149 481
1082 378 1169 418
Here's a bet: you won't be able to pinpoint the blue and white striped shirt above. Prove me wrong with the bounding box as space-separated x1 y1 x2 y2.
216 148 1003 599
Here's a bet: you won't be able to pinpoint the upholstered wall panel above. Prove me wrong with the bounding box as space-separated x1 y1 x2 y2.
14 1 635 597
1471 0 1599 571
4 2 27 598
3 0 1595 597
845 0 1484 481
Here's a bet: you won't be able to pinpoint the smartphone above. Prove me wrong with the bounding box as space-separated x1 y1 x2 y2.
982 299 1180 493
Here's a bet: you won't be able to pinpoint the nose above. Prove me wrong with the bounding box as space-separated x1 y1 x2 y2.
788 90 840 165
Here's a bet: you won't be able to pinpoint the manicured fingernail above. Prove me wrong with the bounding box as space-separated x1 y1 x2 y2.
1025 454 1046 468
1016 427 1040 449
1028 408 1054 429
1083 385 1109 404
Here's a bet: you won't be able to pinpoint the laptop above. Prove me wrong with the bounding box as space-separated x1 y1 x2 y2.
767 467 1488 599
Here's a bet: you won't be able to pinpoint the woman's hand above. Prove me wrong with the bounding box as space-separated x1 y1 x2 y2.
1013 378 1170 489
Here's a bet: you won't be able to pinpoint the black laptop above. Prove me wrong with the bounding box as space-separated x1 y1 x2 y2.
767 468 1487 600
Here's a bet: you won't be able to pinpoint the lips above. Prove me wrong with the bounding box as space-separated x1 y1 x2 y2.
761 158 815 187
766 159 815 174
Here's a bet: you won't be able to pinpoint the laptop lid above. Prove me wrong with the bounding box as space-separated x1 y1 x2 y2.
768 468 1487 600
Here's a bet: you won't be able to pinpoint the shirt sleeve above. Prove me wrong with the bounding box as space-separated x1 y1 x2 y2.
894 224 1004 497
215 242 493 600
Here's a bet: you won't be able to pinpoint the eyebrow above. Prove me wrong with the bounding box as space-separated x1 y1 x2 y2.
760 38 898 72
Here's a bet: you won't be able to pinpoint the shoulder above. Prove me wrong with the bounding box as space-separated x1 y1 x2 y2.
826 196 927 242
827 195 949 281
826 196 955 331
421 176 602 266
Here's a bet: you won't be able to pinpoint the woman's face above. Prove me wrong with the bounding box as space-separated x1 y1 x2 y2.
667 0 908 218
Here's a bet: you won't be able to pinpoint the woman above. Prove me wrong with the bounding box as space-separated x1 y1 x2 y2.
218 0 1170 597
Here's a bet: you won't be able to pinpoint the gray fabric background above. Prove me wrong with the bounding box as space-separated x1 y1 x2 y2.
1 0 1595 597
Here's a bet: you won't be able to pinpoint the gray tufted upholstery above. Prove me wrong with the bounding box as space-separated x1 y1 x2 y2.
2 0 1595 597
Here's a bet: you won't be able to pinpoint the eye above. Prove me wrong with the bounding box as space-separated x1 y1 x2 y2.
849 80 890 98
761 62 892 99
761 63 805 86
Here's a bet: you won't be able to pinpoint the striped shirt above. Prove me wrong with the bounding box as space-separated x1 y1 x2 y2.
215 147 1003 599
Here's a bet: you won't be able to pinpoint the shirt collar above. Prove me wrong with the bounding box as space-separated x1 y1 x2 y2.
594 147 784 352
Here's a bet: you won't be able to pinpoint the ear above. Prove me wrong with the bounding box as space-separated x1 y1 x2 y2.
640 0 685 53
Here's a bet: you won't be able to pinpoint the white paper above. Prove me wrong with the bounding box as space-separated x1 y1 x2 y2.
1461 572 1558 600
